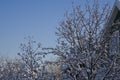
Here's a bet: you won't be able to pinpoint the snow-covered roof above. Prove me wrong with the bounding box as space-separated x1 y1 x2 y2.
116 0 120 10
106 0 120 27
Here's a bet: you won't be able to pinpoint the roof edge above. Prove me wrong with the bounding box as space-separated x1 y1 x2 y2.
116 0 120 10
105 0 120 28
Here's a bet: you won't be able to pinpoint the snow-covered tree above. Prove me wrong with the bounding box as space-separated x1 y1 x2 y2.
54 0 120 80
0 58 27 80
18 36 45 79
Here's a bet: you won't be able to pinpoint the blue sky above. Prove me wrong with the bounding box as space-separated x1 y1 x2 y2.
0 0 114 58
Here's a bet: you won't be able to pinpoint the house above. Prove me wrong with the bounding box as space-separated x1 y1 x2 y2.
105 0 120 55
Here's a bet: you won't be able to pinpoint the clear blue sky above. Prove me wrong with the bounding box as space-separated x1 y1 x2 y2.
0 0 114 58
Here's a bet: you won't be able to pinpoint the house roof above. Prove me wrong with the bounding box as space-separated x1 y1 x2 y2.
116 0 120 10
106 0 120 27
102 0 120 42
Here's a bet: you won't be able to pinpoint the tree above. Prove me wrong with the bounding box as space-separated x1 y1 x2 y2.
54 0 120 80
0 37 53 80
44 61 62 80
18 36 45 79
0 58 26 80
